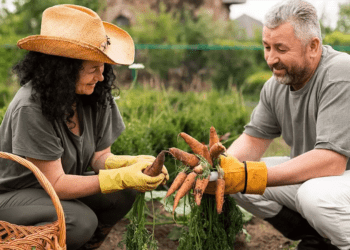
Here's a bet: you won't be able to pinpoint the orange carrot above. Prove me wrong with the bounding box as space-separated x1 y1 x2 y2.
215 178 225 214
165 171 187 198
168 147 199 168
215 168 225 214
209 126 220 149
143 150 165 177
179 132 204 155
194 175 210 206
209 142 226 160
173 172 197 212
179 132 213 166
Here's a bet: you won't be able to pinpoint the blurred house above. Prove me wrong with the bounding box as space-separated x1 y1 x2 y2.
100 0 246 26
233 14 263 39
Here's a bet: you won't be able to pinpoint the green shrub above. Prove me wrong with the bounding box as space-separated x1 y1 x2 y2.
241 71 272 100
0 87 249 184
111 87 249 182
0 85 11 108
324 31 350 46
123 4 265 90
0 106 6 124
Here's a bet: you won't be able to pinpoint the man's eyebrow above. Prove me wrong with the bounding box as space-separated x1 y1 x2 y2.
263 41 285 47
275 43 284 47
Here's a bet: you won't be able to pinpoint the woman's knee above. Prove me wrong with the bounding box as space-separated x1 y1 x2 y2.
98 189 138 224
62 200 98 249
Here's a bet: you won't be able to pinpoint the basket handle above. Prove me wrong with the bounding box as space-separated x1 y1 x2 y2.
0 152 66 248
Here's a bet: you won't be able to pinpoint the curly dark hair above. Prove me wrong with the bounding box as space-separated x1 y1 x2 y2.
12 51 118 126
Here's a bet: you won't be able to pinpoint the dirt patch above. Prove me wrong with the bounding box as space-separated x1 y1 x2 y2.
98 201 295 250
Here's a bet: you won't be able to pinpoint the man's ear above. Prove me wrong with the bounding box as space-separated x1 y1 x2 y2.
308 37 321 59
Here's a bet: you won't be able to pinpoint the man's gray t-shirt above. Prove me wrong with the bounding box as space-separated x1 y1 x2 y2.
244 45 350 169
0 82 125 192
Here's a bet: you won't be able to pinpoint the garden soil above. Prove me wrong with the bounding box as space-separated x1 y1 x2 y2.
98 200 294 250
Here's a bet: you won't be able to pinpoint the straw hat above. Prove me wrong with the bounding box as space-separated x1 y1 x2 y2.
17 4 135 65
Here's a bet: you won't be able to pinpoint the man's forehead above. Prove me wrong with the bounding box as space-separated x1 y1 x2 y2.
262 23 296 43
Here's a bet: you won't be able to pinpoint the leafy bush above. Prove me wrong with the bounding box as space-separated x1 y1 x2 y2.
123 4 265 90
0 106 6 124
0 85 11 108
111 87 249 182
241 71 272 100
0 87 249 184
324 31 350 46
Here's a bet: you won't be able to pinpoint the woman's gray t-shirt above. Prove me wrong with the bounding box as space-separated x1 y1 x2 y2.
0 82 125 192
244 45 350 169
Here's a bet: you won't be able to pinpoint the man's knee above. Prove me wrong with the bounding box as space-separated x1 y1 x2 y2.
295 178 336 229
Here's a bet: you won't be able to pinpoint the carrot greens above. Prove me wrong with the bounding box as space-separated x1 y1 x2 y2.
178 194 243 250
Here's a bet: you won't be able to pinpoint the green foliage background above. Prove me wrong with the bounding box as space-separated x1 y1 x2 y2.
0 86 249 183
111 87 249 182
123 3 267 90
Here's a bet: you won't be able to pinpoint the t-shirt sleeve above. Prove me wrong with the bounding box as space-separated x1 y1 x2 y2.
11 106 64 160
315 81 350 157
95 101 125 152
244 82 281 139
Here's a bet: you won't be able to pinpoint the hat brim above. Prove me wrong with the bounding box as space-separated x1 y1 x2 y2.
17 22 135 65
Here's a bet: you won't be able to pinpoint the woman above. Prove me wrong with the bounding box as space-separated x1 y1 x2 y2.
0 4 168 249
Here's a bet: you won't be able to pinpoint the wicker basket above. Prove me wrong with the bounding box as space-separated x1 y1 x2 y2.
0 152 66 250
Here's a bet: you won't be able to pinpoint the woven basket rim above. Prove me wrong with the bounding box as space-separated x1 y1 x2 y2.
0 151 66 249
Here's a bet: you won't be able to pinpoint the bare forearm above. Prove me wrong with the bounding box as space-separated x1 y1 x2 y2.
91 152 112 172
267 149 347 186
227 133 273 162
53 174 101 200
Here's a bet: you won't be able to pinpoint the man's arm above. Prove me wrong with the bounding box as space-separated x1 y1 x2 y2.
267 149 347 186
226 133 348 186
227 133 273 162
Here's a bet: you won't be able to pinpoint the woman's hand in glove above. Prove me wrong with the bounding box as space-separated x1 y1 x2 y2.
99 161 166 193
104 155 156 169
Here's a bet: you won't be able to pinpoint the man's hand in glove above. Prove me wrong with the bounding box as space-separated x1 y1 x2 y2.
99 161 167 193
205 155 267 195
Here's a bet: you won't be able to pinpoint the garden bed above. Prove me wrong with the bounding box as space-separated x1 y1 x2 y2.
98 200 296 250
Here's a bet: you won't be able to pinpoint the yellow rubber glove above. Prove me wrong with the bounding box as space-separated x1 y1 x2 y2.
104 155 155 169
99 161 166 193
205 155 267 195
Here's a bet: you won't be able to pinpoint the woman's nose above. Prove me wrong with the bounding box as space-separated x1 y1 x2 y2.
95 70 104 82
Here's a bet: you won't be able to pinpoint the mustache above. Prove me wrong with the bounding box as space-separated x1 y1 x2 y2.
269 62 287 71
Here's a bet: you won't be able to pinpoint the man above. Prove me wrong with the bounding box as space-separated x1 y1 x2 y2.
207 0 350 249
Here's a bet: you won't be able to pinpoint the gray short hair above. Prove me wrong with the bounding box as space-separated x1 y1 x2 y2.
264 0 322 44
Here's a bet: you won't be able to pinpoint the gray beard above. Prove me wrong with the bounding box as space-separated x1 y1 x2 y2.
274 73 293 85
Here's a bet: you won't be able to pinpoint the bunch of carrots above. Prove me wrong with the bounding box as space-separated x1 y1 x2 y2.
169 127 244 250
166 126 227 214
122 126 241 250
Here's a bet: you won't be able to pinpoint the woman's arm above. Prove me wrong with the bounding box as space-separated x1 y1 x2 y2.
89 147 113 173
26 156 101 200
25 147 112 200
